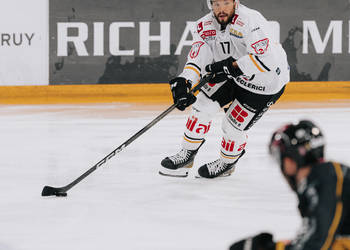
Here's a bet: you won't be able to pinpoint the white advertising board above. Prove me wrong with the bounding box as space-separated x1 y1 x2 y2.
0 0 48 85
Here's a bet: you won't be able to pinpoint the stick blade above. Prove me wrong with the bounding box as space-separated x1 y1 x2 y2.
41 186 67 197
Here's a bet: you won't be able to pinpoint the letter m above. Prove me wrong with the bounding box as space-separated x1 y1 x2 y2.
303 21 342 54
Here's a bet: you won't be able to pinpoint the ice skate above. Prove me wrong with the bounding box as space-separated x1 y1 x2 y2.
197 159 236 178
197 150 245 178
159 140 205 177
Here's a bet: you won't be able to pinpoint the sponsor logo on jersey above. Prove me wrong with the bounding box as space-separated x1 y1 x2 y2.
197 22 203 33
186 115 211 134
200 30 216 40
238 142 247 152
251 38 269 55
232 15 245 27
221 138 246 153
236 20 245 27
203 30 216 37
221 138 235 152
235 76 266 92
227 100 255 130
202 82 222 97
229 28 243 38
189 41 204 59
204 20 213 26
231 105 248 123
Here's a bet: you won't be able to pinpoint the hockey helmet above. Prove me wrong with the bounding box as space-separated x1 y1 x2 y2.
269 120 324 169
207 0 240 10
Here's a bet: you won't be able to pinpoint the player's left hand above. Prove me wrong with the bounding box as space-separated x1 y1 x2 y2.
205 57 243 79
208 72 227 84
229 232 276 250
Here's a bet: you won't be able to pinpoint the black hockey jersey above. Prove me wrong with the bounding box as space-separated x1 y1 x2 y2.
285 161 350 250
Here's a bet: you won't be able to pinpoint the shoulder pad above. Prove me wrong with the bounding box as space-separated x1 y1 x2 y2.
195 13 216 34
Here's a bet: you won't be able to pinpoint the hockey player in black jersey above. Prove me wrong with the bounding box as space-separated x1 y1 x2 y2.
229 120 350 250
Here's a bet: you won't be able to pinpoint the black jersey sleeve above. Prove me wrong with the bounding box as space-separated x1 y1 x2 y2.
286 162 344 250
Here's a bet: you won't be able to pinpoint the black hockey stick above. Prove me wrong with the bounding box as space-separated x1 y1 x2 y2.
41 74 213 197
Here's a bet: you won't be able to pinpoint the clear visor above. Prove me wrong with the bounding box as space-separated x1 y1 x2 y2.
269 132 288 166
270 143 282 165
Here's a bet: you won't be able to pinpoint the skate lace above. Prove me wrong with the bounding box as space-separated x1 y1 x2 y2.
207 159 228 175
169 149 191 164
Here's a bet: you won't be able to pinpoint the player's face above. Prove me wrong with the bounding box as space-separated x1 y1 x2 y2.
282 157 298 176
212 0 235 25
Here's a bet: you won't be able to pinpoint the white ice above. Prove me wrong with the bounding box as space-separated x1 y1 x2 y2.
0 104 349 250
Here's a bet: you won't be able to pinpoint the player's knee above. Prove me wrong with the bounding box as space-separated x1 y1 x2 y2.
221 118 247 159
192 92 221 116
222 116 247 141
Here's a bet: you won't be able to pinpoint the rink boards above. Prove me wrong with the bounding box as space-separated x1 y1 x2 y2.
0 81 350 106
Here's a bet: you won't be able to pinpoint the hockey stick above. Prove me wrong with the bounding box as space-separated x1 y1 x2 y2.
41 74 213 197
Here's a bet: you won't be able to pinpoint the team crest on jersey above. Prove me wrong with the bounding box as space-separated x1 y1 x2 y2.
251 38 269 55
229 28 243 38
189 41 205 59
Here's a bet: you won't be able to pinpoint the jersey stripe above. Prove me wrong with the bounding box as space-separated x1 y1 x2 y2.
183 136 204 144
183 133 204 144
186 63 201 72
220 151 240 160
184 66 201 79
321 162 344 250
249 54 265 72
275 242 286 250
254 56 271 71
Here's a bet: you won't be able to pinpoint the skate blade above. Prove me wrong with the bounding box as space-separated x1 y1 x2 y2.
159 171 188 178
219 167 235 177
158 165 191 178
195 167 235 179
194 173 232 179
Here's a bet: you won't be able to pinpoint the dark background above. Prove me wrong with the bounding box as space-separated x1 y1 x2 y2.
50 0 350 84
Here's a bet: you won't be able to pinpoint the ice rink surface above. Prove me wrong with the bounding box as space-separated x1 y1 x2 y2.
1 103 349 250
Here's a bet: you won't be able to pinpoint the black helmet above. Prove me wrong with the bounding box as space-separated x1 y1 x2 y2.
269 120 324 169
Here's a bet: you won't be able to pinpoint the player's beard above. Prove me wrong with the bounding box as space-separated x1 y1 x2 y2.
214 10 235 26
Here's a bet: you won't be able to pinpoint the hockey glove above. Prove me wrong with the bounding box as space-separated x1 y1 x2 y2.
169 77 196 111
209 72 228 84
229 232 276 250
205 57 243 79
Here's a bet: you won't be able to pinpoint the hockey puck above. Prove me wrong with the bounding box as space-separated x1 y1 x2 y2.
56 192 67 197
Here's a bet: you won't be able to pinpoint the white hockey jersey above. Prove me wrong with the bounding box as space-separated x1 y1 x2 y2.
179 4 290 95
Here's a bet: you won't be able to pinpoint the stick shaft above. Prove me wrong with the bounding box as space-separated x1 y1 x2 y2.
52 74 212 192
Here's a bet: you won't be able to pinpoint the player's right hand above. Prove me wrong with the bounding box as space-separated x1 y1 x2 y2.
169 77 196 111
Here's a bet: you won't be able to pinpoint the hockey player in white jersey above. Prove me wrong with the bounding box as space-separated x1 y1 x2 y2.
159 0 290 178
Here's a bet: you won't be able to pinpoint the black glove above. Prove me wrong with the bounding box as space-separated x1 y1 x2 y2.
205 57 243 79
209 72 228 84
229 232 275 250
169 77 196 111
